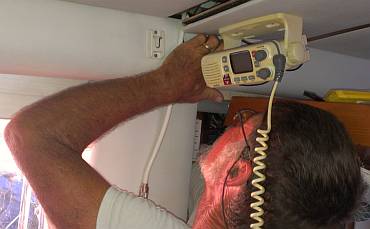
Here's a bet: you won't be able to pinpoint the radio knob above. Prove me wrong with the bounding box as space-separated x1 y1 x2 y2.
257 68 271 79
255 50 268 61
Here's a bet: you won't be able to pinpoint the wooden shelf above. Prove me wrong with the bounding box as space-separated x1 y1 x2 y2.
225 97 370 147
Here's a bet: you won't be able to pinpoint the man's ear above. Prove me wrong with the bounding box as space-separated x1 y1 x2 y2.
226 160 252 186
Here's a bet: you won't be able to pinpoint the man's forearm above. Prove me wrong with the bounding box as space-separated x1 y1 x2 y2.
8 68 174 154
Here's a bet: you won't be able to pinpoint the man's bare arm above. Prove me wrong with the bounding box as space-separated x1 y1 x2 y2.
4 35 222 229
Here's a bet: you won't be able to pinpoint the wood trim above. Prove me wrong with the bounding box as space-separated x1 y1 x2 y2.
225 97 370 147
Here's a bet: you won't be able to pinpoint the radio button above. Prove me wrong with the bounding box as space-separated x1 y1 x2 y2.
257 68 271 79
255 50 268 61
234 77 241 82
223 74 231 85
248 75 256 81
241 76 249 81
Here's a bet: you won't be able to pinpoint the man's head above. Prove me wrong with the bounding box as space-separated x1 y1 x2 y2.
195 101 365 229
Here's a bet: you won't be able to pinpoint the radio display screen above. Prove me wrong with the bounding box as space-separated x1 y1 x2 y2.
230 51 253 74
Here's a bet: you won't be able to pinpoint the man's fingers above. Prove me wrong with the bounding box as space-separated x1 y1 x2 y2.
204 35 220 50
199 35 220 55
201 87 224 103
188 34 208 46
215 40 224 52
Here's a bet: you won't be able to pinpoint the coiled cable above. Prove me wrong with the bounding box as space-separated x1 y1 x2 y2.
250 82 278 228
250 41 286 228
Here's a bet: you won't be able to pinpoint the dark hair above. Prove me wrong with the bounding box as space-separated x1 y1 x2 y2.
230 102 365 229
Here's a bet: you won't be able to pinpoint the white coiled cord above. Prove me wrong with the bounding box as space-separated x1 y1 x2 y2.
250 81 279 228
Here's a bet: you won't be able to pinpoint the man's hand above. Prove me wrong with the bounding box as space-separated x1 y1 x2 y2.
159 34 224 103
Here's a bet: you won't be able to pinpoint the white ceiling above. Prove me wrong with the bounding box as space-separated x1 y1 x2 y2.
60 0 370 60
61 0 204 17
184 0 370 60
184 0 370 36
309 28 370 60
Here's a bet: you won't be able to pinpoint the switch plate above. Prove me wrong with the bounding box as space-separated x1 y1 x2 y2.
146 29 165 59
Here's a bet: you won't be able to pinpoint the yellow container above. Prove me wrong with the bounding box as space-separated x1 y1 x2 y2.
325 90 370 104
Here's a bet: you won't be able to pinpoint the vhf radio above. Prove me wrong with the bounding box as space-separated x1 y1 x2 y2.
201 13 310 88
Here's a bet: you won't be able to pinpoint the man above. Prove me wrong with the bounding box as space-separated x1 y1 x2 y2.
4 34 364 229
192 102 365 229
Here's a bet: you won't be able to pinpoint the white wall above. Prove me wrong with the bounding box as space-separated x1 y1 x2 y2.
0 0 196 220
0 0 181 80
0 74 86 118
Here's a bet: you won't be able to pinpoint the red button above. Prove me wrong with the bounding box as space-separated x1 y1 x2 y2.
223 74 231 85
252 51 256 57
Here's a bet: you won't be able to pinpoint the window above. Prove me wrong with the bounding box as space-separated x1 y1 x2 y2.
0 119 47 229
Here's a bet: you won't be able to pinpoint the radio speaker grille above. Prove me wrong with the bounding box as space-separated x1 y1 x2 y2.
202 62 222 87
